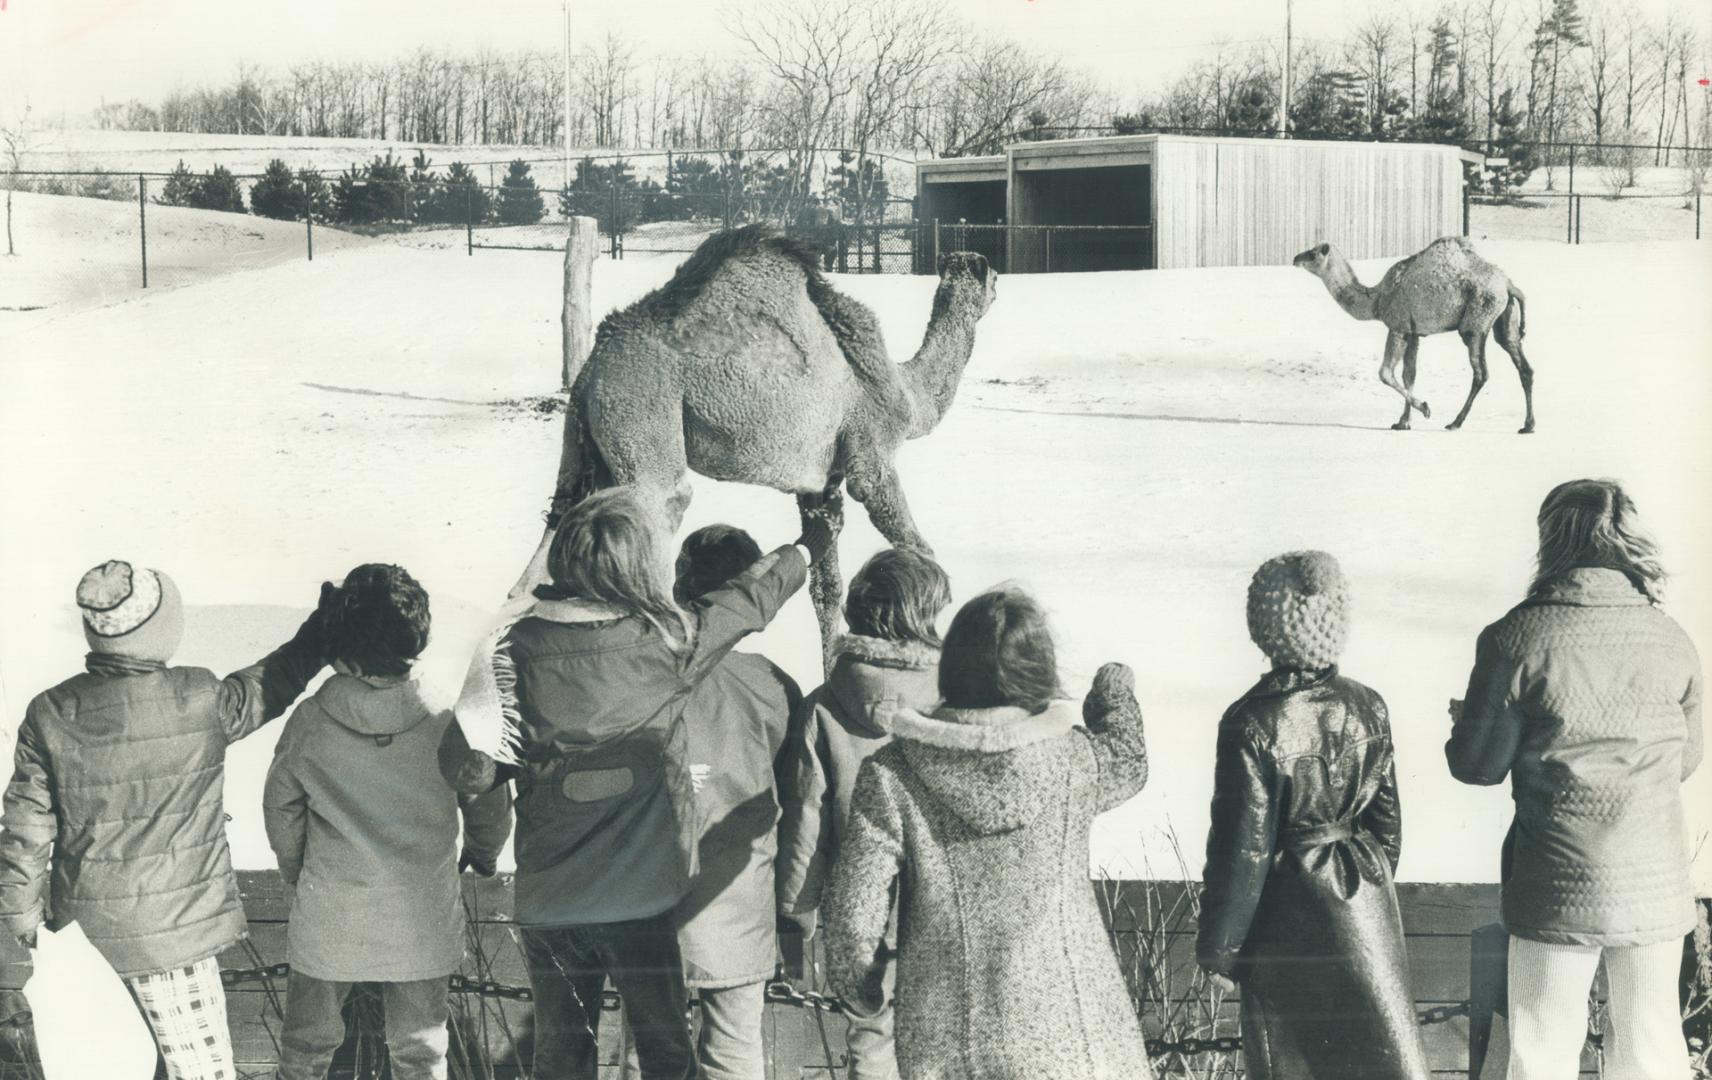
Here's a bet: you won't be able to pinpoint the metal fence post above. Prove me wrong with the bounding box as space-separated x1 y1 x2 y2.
1045 228 1053 274
610 181 620 259
1567 144 1575 198
1575 194 1582 244
466 186 474 256
1697 189 1702 240
1463 182 1471 237
304 177 314 262
137 174 148 288
1566 195 1573 244
932 218 940 272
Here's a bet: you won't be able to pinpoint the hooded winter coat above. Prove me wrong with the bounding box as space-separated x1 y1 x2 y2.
263 673 514 983
676 650 802 989
1447 567 1704 947
442 547 807 928
0 628 324 977
1197 667 1430 1080
775 635 940 935
824 674 1153 1080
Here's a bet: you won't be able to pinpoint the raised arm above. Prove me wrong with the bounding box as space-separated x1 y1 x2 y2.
0 709 55 942
1446 624 1526 787
1080 662 1148 813
824 755 906 1016
1196 713 1278 977
216 587 333 744
682 547 808 682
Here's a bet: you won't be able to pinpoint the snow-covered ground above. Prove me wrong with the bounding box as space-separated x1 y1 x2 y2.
1 196 1710 1076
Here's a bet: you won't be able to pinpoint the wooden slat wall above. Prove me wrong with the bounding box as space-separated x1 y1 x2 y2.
1152 136 1463 270
215 874 1612 1079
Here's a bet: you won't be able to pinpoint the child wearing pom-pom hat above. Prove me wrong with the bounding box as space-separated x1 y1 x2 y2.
0 560 334 1080
1196 552 1430 1080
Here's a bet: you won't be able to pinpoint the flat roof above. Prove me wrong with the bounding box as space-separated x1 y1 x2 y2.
917 155 1007 183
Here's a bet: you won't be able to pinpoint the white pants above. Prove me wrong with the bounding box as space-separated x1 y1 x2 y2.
1507 935 1688 1080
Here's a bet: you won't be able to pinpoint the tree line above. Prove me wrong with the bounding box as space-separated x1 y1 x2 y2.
78 0 1712 195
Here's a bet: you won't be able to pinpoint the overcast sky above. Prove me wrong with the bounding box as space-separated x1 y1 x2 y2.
3 0 1709 120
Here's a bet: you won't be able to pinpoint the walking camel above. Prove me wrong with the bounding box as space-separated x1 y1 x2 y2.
1294 236 1535 433
514 224 998 663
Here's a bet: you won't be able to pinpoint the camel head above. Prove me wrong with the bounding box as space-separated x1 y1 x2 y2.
934 251 998 318
1292 241 1339 278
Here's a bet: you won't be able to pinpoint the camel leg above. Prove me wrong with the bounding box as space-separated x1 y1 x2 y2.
846 459 931 553
1494 303 1536 434
797 484 846 671
1394 335 1423 429
1380 331 1431 429
1446 331 1490 431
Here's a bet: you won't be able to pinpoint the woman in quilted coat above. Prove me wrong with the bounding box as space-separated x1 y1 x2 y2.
1448 478 1702 1080
1196 551 1430 1080
823 586 1152 1080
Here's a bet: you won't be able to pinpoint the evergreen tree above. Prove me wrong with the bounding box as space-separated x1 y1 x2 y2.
332 164 370 225
496 159 545 225
1290 71 1367 138
408 150 439 223
1487 89 1536 194
160 159 196 207
364 152 410 223
1224 77 1276 134
1111 113 1150 135
189 165 246 213
296 168 332 221
249 158 299 220
437 161 489 224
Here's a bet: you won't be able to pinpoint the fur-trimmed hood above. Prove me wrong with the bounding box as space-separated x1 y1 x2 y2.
825 634 941 740
878 699 1080 835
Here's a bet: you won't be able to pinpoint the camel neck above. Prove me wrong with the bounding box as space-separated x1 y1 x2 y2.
1323 260 1378 321
901 291 981 438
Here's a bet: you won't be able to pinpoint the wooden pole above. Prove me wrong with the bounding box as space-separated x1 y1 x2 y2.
304 177 314 262
562 216 599 391
466 186 474 256
1280 0 1292 137
138 174 148 288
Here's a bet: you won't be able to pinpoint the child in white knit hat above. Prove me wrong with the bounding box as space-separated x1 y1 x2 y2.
1196 551 1431 1080
0 560 333 1080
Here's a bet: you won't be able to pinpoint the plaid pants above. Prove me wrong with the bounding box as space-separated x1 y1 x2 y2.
124 957 234 1080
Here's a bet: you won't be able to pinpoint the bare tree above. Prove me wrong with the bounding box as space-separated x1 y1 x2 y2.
846 0 956 220
730 0 860 196
1350 10 1401 132
2 104 31 257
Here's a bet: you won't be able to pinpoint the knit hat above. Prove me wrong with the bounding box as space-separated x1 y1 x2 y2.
77 560 185 663
1246 551 1350 671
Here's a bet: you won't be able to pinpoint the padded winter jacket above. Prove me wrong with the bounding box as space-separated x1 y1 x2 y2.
264 673 513 983
775 635 940 935
1197 667 1429 1080
0 628 323 977
675 651 801 989
443 546 806 928
1447 567 1704 947
824 666 1152 1080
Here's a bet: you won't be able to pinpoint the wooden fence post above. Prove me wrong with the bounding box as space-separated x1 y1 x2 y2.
562 216 599 391
304 177 314 262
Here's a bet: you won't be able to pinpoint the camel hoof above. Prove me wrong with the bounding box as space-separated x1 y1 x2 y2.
1445 421 1463 431
1519 424 1535 435
1417 401 1432 419
1391 421 1412 431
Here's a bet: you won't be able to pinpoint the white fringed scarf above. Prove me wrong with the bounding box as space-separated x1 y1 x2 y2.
453 593 630 767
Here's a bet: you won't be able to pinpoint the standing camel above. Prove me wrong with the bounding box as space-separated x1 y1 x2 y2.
1294 237 1535 433
515 224 997 664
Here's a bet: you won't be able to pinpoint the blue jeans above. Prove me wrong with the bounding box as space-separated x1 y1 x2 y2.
276 971 450 1080
520 914 695 1080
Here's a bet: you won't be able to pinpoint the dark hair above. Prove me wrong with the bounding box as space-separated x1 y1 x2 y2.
938 585 1062 713
675 524 762 603
1533 478 1665 603
844 548 952 647
323 563 430 678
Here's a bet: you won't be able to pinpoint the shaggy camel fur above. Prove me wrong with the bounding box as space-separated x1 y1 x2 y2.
1295 237 1535 433
517 225 997 663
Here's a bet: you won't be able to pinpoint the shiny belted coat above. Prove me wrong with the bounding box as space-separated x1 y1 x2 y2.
1197 668 1430 1080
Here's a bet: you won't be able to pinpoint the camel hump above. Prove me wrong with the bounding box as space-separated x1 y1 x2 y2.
596 225 832 343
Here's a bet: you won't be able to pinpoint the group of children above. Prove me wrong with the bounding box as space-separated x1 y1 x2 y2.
0 477 1702 1080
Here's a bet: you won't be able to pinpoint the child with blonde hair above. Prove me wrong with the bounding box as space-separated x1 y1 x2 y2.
444 488 831 1080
